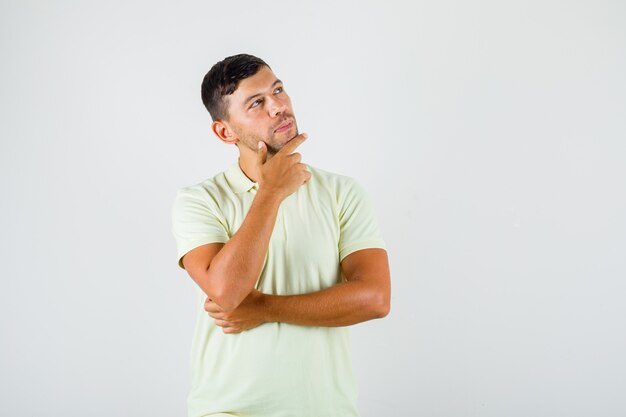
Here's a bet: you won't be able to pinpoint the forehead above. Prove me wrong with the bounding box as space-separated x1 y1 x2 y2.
232 66 278 102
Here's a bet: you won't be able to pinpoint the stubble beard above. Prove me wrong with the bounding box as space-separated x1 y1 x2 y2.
239 124 298 156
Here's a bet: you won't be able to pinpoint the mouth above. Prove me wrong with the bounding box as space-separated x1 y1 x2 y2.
274 119 293 133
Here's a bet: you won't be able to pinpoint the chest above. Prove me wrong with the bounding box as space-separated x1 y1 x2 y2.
223 187 342 293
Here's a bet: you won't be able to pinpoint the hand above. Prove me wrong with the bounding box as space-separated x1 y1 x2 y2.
204 288 268 334
256 133 311 201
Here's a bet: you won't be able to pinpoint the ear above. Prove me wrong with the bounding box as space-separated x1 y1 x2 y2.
211 120 239 145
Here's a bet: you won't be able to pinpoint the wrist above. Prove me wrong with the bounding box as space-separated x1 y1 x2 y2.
255 187 284 206
260 293 275 323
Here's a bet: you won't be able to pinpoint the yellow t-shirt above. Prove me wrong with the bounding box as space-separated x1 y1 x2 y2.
171 158 386 417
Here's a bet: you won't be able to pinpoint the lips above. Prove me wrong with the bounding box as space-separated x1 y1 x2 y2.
275 119 293 132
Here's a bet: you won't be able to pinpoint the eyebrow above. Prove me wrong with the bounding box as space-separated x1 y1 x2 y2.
243 79 283 106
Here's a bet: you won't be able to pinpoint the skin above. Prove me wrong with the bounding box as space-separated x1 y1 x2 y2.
195 65 391 333
211 65 301 182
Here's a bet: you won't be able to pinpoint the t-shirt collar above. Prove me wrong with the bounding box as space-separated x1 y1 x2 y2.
225 157 259 194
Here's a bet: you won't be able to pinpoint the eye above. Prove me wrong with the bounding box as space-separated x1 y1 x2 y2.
250 86 284 109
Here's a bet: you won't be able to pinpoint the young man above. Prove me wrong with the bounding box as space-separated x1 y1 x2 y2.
171 53 391 417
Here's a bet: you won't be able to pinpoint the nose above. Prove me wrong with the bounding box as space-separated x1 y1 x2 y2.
268 95 287 117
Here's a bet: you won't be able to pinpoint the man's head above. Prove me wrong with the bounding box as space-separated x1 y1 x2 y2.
201 54 299 157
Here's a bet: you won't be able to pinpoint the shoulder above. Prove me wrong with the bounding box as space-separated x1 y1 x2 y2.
173 167 231 209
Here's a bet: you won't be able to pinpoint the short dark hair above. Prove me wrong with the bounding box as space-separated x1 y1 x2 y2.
201 53 271 122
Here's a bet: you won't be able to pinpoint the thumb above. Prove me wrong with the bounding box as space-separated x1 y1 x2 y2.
257 141 267 165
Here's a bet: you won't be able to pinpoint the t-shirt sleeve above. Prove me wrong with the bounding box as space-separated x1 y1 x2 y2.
171 186 230 270
337 177 387 262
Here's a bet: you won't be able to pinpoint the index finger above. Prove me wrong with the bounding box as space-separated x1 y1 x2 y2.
278 133 308 155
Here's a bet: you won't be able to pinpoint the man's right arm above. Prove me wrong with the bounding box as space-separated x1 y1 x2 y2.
181 132 310 313
182 189 281 313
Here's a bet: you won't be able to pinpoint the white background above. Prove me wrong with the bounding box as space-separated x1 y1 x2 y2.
1 1 625 416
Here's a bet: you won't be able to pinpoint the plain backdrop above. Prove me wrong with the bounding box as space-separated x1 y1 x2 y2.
1 1 625 416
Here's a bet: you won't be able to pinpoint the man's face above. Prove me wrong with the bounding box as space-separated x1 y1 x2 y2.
223 65 299 155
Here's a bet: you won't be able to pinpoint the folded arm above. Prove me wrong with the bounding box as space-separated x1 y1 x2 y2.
204 248 391 333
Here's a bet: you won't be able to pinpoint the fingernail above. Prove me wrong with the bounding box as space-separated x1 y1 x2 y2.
258 141 262 148
303 133 308 139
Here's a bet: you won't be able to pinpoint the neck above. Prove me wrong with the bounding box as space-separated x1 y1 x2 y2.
238 148 276 183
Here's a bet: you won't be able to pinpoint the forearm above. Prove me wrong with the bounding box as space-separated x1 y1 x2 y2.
208 189 281 312
263 280 388 327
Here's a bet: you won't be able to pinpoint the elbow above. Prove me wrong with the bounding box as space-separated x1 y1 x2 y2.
210 289 242 313
376 300 390 318
371 290 391 319
210 281 249 313
204 268 246 313
220 300 241 314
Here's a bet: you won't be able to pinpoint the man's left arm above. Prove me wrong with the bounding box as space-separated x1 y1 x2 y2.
205 247 390 333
